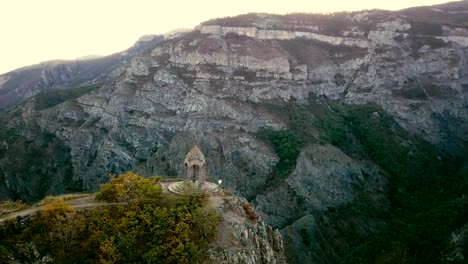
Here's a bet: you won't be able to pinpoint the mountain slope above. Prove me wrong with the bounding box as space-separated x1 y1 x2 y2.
0 35 164 111
0 2 467 263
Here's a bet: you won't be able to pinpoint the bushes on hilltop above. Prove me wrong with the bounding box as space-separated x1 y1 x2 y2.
95 172 162 203
0 173 220 264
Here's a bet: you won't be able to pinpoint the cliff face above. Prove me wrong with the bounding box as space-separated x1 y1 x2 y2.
442 222 468 262
207 195 286 264
0 1 467 263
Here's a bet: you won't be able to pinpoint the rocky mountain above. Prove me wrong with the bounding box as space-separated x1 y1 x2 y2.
0 35 164 111
0 1 467 263
208 195 286 264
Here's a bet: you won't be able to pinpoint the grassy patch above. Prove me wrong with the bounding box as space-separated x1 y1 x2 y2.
37 193 92 206
0 201 30 217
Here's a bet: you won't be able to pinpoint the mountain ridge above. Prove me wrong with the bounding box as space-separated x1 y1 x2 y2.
0 35 164 111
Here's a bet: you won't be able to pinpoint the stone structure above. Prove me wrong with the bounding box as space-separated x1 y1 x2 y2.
167 145 219 195
183 146 207 184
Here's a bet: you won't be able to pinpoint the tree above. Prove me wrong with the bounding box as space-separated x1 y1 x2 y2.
96 172 162 204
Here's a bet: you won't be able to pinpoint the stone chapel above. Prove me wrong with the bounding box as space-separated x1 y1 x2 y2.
183 146 207 185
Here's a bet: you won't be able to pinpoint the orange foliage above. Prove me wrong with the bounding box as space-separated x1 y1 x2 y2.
242 203 258 221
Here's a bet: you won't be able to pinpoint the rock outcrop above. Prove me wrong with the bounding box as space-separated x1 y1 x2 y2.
442 221 468 262
197 25 370 48
207 195 286 264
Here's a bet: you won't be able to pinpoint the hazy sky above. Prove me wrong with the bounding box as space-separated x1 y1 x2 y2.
0 0 454 74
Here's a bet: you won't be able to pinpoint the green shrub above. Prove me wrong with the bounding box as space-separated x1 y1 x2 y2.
95 172 162 203
258 129 304 177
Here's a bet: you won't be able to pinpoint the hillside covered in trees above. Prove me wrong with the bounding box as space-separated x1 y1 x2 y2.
0 173 220 264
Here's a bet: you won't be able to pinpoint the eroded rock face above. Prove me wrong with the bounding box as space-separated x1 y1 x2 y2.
207 195 286 264
254 144 387 263
442 222 468 262
255 144 384 223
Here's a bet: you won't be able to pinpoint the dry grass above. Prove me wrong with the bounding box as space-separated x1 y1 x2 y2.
37 193 92 206
0 200 30 217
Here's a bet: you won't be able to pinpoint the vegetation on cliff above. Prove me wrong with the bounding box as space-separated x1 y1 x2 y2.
258 97 467 263
0 122 75 201
0 173 220 264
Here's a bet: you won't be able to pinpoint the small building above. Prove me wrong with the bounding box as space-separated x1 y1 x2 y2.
183 146 207 185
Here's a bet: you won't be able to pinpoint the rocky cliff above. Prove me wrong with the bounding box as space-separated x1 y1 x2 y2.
0 1 467 263
207 195 286 264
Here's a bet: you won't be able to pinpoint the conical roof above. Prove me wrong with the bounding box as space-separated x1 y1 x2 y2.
185 146 205 162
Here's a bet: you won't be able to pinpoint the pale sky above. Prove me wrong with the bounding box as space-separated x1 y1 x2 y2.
0 0 455 75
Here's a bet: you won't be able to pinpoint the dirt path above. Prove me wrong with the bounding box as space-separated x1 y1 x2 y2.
0 195 108 224
0 182 224 224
